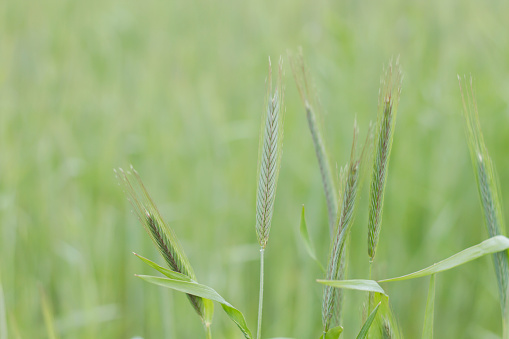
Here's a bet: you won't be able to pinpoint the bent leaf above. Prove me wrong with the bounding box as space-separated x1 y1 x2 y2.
319 325 344 339
422 274 436 339
136 275 252 339
299 205 325 272
379 235 509 282
356 302 380 339
317 279 386 295
134 253 192 282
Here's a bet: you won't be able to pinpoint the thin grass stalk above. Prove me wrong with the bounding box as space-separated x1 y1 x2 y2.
116 167 204 318
367 58 403 262
0 274 7 339
289 51 338 237
459 75 509 338
322 121 371 332
255 57 284 339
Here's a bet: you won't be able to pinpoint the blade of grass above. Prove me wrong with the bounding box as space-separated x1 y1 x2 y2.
317 279 386 295
356 302 381 339
422 274 436 339
0 274 7 339
136 275 252 339
379 235 509 282
299 205 325 272
319 325 344 339
40 286 58 339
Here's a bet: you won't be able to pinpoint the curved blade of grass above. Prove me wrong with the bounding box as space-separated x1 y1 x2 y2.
134 253 192 282
379 235 509 282
317 279 386 295
299 205 325 272
356 302 381 339
319 325 344 339
422 274 435 339
137 275 252 339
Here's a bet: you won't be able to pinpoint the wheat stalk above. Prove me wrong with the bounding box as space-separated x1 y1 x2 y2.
367 58 403 262
289 50 338 237
116 167 204 318
255 57 285 339
322 120 372 332
459 75 509 336
255 57 285 249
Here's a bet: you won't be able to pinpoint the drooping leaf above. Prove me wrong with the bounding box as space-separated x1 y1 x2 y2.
299 205 325 272
317 279 386 295
379 235 509 282
422 274 436 339
134 253 192 282
356 302 381 339
137 275 252 339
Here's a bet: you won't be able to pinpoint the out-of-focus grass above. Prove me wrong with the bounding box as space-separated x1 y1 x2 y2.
0 0 508 337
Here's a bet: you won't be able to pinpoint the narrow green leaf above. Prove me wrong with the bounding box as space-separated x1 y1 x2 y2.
357 302 381 339
40 287 58 339
325 326 344 339
134 253 193 282
319 326 344 339
317 279 386 295
379 236 509 282
299 205 325 272
137 275 252 339
422 274 436 339
0 274 7 339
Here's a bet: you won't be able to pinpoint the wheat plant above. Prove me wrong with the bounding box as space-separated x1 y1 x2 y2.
367 58 403 264
459 75 509 338
254 56 285 339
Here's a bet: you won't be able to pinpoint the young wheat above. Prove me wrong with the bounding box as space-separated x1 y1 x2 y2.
255 57 284 339
116 167 204 318
459 75 509 337
289 51 338 237
322 120 372 332
367 59 403 262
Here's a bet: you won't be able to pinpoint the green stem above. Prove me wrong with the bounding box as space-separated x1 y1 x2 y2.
205 324 212 339
257 248 265 339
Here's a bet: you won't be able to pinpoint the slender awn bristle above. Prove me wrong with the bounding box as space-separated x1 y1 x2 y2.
459 75 509 317
115 167 204 317
255 57 285 249
367 58 403 262
289 50 338 238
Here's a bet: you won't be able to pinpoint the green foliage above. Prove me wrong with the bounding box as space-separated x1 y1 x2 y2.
136 275 252 338
356 302 381 339
299 205 325 272
422 274 435 339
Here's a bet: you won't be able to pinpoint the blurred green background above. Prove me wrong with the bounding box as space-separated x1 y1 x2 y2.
1 0 509 337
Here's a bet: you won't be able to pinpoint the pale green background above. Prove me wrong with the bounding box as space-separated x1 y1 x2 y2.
1 0 509 337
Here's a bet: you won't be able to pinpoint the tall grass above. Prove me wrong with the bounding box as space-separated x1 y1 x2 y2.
367 59 403 264
459 75 509 338
254 57 285 339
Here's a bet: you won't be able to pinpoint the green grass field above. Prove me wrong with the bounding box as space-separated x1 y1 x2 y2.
1 0 509 337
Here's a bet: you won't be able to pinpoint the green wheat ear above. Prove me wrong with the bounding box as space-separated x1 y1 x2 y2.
322 120 373 332
255 56 285 249
367 58 403 262
458 75 509 325
115 167 204 318
289 49 338 238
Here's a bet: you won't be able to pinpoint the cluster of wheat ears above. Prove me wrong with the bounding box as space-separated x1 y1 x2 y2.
115 53 509 339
